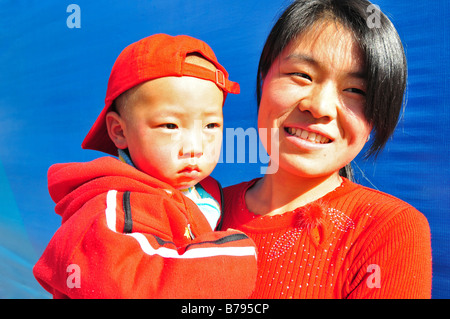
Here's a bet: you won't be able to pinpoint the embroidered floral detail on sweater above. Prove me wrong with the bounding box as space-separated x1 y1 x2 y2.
328 208 355 232
267 228 302 261
267 205 355 260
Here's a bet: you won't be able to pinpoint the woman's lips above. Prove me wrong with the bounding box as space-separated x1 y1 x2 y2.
284 127 331 144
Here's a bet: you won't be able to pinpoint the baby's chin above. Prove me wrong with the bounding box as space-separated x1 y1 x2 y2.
173 176 205 190
175 182 198 190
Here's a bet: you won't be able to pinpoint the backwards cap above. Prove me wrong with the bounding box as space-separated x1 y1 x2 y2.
82 33 240 156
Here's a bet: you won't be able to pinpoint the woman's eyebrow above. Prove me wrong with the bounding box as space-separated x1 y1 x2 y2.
283 53 366 79
348 70 367 80
283 53 318 66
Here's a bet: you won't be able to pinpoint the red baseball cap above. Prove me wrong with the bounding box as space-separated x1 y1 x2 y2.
82 33 240 156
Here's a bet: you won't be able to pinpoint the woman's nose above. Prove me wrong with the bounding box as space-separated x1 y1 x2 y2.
298 82 338 121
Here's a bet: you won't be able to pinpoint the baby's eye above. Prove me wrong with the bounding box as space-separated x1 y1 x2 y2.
205 123 220 129
344 88 366 96
161 123 178 129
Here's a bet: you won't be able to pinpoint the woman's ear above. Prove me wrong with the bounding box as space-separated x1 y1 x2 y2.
106 111 128 150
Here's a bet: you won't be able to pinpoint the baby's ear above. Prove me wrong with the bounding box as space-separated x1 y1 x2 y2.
106 111 128 150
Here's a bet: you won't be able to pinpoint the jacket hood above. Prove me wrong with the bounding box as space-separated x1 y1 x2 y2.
47 157 183 223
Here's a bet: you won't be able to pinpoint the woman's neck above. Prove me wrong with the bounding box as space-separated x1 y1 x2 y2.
246 168 342 216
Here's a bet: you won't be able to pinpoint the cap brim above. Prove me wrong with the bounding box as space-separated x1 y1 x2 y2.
81 103 118 156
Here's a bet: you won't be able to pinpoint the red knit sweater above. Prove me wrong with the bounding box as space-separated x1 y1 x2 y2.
222 177 432 299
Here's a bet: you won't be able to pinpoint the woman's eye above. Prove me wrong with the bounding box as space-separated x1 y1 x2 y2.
345 88 366 96
289 72 312 81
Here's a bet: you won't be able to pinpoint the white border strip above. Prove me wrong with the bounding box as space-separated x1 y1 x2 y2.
105 190 256 259
106 190 118 231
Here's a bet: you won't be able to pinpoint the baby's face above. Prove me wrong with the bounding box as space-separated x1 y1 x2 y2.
119 76 224 189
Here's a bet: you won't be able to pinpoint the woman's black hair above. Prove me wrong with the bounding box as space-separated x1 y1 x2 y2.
257 0 407 163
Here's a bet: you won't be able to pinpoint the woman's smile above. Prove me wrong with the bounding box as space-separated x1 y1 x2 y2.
284 126 331 144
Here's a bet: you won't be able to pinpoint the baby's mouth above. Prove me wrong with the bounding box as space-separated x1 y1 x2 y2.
179 165 201 174
284 127 331 144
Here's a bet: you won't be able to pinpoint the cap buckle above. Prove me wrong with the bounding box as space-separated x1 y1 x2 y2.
215 69 226 89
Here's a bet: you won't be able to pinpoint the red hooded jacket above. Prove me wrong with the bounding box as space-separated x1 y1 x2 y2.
33 157 257 298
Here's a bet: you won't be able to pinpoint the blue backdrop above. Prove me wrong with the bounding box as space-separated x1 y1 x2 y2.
0 0 448 298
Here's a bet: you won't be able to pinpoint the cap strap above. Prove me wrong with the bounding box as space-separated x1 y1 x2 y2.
215 69 226 89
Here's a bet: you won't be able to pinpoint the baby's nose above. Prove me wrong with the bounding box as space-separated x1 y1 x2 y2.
179 131 203 158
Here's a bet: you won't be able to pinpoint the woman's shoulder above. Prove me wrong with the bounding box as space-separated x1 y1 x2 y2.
342 178 429 229
345 178 415 208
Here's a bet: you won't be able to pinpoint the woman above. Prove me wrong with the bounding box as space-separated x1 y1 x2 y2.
221 0 432 298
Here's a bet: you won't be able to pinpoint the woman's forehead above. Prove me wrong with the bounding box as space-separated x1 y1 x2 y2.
279 21 365 75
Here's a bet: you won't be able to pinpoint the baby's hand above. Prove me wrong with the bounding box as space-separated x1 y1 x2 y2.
227 228 244 234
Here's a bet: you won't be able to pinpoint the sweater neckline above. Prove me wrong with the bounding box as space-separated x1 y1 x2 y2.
235 177 357 231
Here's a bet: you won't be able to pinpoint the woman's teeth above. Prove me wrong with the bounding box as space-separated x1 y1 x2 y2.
285 127 330 144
